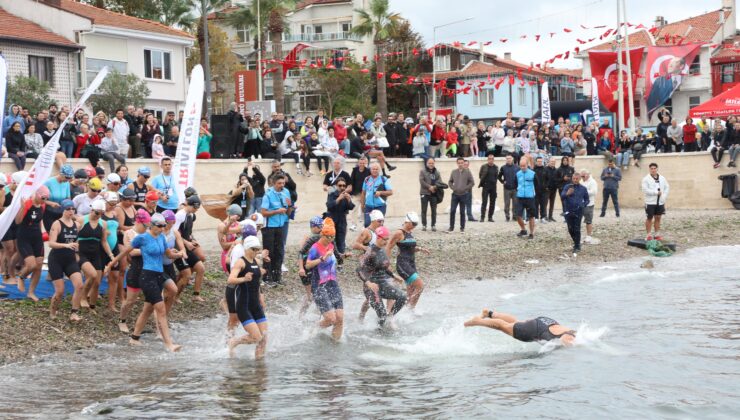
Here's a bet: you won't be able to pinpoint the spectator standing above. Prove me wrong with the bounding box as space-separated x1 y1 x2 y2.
514 159 536 239
164 126 179 158
561 172 589 253
655 115 671 152
448 157 474 233
555 156 575 213
349 156 370 230
478 154 498 222
108 109 130 158
419 157 441 231
641 163 670 241
533 156 548 223
579 169 598 244
326 179 354 254
226 102 244 158
682 117 698 152
141 114 160 159
197 123 212 159
246 162 266 216
150 157 179 213
360 162 393 227
123 106 142 158
600 159 622 217
260 173 293 285
544 158 558 222
497 154 518 222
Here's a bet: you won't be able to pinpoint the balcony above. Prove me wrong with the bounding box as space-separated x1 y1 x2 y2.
282 32 362 43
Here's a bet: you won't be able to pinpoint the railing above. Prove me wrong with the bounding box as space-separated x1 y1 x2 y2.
281 32 362 42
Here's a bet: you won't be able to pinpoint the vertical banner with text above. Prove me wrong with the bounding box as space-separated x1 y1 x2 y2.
173 65 204 205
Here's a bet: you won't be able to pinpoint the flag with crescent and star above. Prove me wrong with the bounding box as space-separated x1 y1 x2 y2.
588 48 644 125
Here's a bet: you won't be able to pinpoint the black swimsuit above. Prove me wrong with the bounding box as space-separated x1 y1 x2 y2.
513 317 576 342
47 220 81 281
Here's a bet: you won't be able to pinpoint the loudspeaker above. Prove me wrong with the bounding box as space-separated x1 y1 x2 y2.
210 114 233 158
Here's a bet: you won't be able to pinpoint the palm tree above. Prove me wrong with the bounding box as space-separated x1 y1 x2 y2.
351 0 401 117
226 1 295 114
156 0 197 31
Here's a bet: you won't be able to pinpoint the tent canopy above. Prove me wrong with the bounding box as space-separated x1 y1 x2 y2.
689 84 740 119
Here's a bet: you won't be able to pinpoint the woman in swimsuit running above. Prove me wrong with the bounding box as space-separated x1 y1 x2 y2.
464 308 576 346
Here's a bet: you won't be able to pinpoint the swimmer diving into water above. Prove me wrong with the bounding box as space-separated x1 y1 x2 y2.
464 309 576 346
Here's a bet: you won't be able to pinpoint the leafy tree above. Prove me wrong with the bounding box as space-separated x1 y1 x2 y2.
187 23 240 113
83 0 195 31
383 20 424 116
225 1 296 114
6 75 51 116
298 61 374 118
88 70 150 115
351 0 401 117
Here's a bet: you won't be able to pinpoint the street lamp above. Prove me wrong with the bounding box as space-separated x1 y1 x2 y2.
431 17 474 120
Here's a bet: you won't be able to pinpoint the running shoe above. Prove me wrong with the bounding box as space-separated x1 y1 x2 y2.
517 230 528 237
281 264 288 272
528 234 534 240
646 234 653 241
654 234 664 241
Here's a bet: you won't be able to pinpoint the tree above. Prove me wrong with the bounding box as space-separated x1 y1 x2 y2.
383 20 424 116
88 70 150 115
226 1 296 114
351 0 402 118
83 0 195 31
6 75 51 116
187 23 240 113
298 61 374 118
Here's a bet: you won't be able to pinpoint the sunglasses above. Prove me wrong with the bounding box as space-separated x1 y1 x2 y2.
141 175 150 179
152 223 166 228
122 197 134 201
324 235 336 239
337 184 347 188
410 222 418 227
249 247 262 252
90 189 101 193
64 207 76 212
110 182 120 186
92 210 102 215
39 196 49 200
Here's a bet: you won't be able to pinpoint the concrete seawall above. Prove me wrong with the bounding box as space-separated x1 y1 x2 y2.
1 152 736 231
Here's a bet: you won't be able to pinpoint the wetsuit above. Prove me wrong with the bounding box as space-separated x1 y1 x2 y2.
118 207 135 248
359 244 407 324
77 217 105 270
225 257 266 326
307 241 342 313
161 229 178 282
395 230 418 285
131 232 170 305
1 189 16 243
175 211 201 271
101 213 119 268
125 230 143 292
47 219 81 281
16 202 45 258
512 317 576 342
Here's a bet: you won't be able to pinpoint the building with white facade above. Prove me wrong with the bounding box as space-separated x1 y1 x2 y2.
210 0 375 117
2 0 194 118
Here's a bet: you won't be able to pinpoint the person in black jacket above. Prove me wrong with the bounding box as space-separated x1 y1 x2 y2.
544 158 559 222
246 162 266 216
326 179 355 253
124 106 142 158
383 113 398 157
6 122 27 170
478 153 498 222
227 103 244 158
497 154 518 222
533 156 548 222
349 156 370 230
555 156 575 216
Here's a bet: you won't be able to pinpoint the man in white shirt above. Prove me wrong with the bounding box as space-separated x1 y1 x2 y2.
579 169 598 244
107 109 130 157
641 163 670 241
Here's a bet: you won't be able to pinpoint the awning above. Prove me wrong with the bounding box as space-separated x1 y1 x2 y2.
689 84 740 118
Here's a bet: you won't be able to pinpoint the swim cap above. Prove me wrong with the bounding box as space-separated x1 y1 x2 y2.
120 188 136 199
95 167 105 176
103 191 119 203
227 204 242 216
369 209 384 222
85 166 97 178
310 215 324 228
321 218 336 236
12 171 28 184
186 195 202 207
60 164 74 178
60 199 75 210
74 168 89 180
375 226 390 239
151 213 166 226
405 212 420 225
145 190 159 202
137 166 152 176
106 173 121 184
243 235 261 249
184 187 198 198
162 210 176 222
35 185 50 199
91 199 106 212
242 223 257 238
405 117 414 124
252 213 264 226
135 209 151 224
87 177 103 191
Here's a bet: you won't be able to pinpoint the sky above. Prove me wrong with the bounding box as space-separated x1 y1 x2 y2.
389 0 732 68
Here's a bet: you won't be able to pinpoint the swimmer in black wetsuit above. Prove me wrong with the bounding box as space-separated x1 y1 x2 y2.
226 235 268 359
46 199 83 321
464 309 576 346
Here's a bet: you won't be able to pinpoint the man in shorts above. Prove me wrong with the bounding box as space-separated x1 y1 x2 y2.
579 169 598 244
641 163 670 240
515 158 537 239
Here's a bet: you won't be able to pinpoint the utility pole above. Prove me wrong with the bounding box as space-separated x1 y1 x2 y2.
622 0 636 133
257 0 263 101
202 0 212 118
616 0 624 134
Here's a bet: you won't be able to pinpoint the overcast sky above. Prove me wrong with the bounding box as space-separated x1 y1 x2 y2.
389 0 731 68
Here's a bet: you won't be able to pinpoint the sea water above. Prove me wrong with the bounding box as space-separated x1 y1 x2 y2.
1 246 738 418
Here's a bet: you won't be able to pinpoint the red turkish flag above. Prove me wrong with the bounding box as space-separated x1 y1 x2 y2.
281 43 311 79
588 48 644 124
644 44 702 117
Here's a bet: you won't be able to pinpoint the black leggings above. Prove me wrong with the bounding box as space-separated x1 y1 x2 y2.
547 189 557 219
420 194 438 227
281 152 300 164
314 154 330 172
261 227 285 283
363 280 407 325
480 188 496 220
712 147 725 163
536 190 548 219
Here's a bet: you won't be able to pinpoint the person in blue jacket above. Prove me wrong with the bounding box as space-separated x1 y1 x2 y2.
515 158 537 239
3 104 26 138
561 172 590 253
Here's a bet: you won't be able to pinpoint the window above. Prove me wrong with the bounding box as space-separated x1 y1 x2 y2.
517 87 526 106
722 64 734 83
236 25 250 43
689 55 700 75
144 108 165 121
460 54 474 67
298 93 320 112
433 55 450 71
28 56 54 86
633 99 641 118
341 22 352 33
144 49 171 80
473 88 494 106
313 25 323 34
689 96 701 109
86 58 126 86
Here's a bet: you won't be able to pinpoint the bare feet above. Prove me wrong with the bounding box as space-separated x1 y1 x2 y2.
5 277 18 286
70 313 82 322
118 322 129 333
129 338 143 346
16 279 25 293
193 295 205 303
80 299 90 309
166 344 182 353
27 293 39 302
464 316 482 327
228 338 238 358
